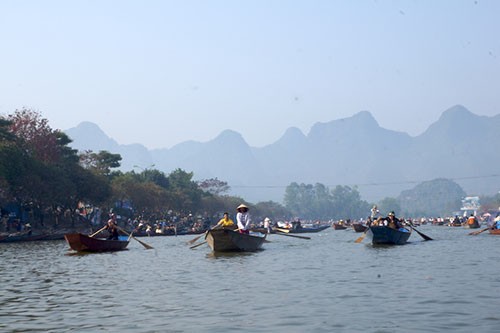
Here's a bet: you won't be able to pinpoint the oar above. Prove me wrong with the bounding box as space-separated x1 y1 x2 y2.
354 229 369 243
469 227 490 235
187 225 221 245
407 222 433 241
116 226 154 249
275 231 310 240
89 226 107 238
187 232 207 245
190 241 207 249
275 227 290 233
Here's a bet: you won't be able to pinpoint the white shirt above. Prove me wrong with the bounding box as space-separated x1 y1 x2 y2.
237 212 251 230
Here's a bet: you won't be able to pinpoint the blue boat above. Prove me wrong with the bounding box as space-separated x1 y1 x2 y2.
368 226 411 245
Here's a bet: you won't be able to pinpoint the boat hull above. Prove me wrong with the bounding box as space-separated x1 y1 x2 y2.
206 229 266 252
352 223 368 232
489 229 500 235
368 226 411 245
64 233 129 252
275 225 329 234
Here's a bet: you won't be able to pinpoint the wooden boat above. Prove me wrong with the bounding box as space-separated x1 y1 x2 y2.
489 229 500 235
275 225 329 234
332 223 347 230
368 226 411 245
206 229 266 252
352 223 368 232
64 233 129 252
0 231 46 243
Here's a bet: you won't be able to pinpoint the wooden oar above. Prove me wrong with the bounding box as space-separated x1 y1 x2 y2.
275 231 310 240
116 226 154 249
469 227 490 235
275 227 290 233
190 240 207 249
89 226 107 238
407 223 433 241
354 229 369 243
187 225 222 245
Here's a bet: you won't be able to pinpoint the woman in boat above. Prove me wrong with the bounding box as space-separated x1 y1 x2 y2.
105 214 119 240
236 204 251 234
217 212 235 228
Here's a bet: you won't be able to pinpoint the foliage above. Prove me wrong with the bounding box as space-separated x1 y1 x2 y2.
398 178 466 217
79 150 122 176
284 182 370 220
197 178 230 195
376 197 401 217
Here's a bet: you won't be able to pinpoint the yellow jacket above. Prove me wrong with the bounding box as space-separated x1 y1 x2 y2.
218 217 235 227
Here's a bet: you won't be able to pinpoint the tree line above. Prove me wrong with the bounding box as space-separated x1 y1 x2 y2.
2 108 497 230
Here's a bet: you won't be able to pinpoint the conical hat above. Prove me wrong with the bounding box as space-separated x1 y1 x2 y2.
236 204 249 210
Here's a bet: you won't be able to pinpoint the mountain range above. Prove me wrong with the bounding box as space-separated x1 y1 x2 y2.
65 105 500 204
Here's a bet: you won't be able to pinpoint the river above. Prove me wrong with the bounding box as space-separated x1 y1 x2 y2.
1 226 499 332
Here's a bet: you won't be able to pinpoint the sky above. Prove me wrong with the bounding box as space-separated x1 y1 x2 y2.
0 0 499 149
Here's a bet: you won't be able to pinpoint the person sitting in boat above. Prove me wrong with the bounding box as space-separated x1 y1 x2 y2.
466 213 479 228
105 214 119 240
216 212 235 229
236 204 251 234
385 211 402 230
291 220 302 230
493 214 500 229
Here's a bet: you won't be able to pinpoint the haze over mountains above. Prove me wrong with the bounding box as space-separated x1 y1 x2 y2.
66 105 500 204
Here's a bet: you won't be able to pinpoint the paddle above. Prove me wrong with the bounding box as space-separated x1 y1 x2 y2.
89 226 107 238
406 222 433 241
469 227 490 235
116 226 154 249
275 231 311 240
275 227 290 233
190 241 207 249
187 224 222 245
354 229 369 243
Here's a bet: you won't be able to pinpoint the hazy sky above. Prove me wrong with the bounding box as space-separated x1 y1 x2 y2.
1 0 499 149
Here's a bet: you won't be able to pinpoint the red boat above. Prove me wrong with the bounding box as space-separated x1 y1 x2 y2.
489 229 500 235
64 233 129 252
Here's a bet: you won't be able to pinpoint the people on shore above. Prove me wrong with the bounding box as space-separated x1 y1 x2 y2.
236 204 251 234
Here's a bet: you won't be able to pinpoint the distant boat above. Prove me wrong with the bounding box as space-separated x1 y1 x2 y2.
352 223 368 233
368 226 411 245
332 223 348 230
64 233 129 252
275 225 329 234
489 229 500 235
206 229 266 252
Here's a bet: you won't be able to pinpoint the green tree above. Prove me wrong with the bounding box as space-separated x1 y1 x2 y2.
398 178 466 217
79 150 122 176
376 197 401 217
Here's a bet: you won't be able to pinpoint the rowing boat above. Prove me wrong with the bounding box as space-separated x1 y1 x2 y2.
368 226 411 245
64 233 129 252
206 229 266 252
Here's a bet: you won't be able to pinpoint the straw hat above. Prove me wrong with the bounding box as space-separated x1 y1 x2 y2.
236 204 249 211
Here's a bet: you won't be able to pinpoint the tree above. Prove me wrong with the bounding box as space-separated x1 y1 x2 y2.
376 197 401 217
398 178 466 217
197 178 230 195
79 150 122 176
7 108 61 164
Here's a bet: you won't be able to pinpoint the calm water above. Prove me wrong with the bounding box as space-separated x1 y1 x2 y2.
1 226 499 333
